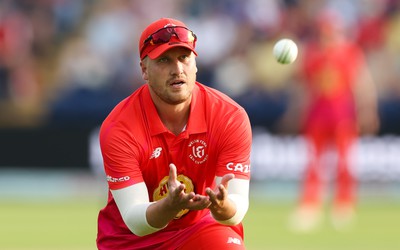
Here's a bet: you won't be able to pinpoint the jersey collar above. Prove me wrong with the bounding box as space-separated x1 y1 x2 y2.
142 83 207 136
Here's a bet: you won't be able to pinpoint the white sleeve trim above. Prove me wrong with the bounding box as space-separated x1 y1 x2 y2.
213 177 249 225
111 183 165 236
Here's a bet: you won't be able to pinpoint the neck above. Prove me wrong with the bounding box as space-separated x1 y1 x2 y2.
160 104 190 135
148 85 192 135
151 95 191 135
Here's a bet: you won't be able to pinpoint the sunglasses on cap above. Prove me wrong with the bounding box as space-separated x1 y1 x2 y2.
143 26 197 47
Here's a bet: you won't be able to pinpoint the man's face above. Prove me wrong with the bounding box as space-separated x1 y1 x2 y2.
141 47 198 105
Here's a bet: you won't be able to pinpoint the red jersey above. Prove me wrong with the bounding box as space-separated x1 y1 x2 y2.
301 41 364 134
97 82 252 249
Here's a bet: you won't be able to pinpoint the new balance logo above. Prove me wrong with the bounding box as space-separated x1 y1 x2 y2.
227 237 241 245
150 147 162 159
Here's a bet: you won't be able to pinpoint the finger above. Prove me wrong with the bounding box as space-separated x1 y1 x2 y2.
220 173 235 187
186 191 195 200
173 183 185 195
170 185 194 208
192 194 209 202
217 184 228 200
168 163 180 190
192 194 210 203
205 187 217 202
191 194 201 201
169 163 178 180
188 195 211 210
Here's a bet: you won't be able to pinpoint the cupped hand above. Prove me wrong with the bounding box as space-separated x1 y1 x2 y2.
205 173 234 210
167 164 211 211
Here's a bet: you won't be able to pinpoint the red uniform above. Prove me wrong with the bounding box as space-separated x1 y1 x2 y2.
299 40 364 208
97 82 252 249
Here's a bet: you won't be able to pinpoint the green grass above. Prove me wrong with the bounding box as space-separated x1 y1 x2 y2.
0 198 102 250
0 198 399 250
243 199 400 250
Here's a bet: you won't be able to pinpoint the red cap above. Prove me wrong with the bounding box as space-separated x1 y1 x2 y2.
139 18 197 60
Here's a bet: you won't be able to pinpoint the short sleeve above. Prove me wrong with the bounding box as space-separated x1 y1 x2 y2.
100 122 144 190
215 108 252 180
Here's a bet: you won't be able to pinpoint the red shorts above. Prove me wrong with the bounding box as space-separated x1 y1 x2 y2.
177 223 246 250
152 214 246 249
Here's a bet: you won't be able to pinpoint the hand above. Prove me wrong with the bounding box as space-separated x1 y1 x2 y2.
146 164 211 229
205 173 235 220
166 164 211 212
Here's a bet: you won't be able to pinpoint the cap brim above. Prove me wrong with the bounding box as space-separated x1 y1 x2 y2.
147 42 197 60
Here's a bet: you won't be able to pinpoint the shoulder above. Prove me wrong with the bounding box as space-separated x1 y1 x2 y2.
195 82 250 132
103 85 147 122
100 85 146 141
196 82 246 114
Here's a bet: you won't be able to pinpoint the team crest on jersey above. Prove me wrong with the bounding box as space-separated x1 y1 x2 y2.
153 175 194 219
188 139 208 164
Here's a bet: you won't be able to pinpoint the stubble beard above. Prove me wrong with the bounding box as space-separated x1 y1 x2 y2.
150 84 192 105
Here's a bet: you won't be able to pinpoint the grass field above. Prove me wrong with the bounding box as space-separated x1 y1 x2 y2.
0 196 399 250
244 199 400 250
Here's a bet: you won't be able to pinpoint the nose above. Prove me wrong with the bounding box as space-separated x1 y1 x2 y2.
170 60 184 76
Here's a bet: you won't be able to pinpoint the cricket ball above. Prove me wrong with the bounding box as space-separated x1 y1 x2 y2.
273 38 298 64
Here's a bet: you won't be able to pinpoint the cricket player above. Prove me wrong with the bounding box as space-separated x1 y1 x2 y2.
289 9 379 231
96 18 252 249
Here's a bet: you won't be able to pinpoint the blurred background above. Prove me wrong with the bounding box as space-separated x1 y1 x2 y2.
0 0 399 249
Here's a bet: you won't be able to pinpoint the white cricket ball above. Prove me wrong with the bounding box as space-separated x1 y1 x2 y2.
273 38 298 64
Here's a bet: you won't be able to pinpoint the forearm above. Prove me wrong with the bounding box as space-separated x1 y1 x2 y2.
112 181 201 236
145 196 183 228
111 183 171 236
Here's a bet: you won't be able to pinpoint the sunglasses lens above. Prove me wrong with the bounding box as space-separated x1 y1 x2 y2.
151 30 171 44
149 27 196 45
174 27 196 43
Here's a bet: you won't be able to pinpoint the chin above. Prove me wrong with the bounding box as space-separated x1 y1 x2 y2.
167 94 191 105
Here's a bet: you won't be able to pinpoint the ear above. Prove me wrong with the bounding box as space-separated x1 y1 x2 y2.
194 54 198 73
140 60 148 80
193 56 198 74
